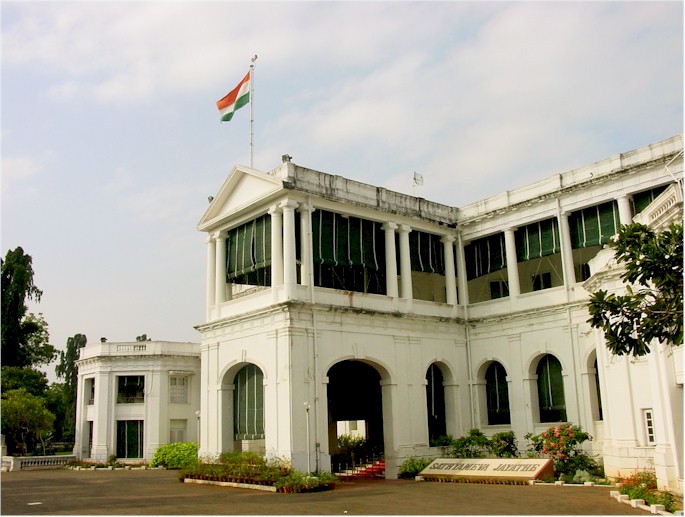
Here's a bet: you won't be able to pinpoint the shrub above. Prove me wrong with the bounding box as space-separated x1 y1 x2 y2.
150 442 199 469
399 457 434 479
448 429 490 458
488 431 519 458
525 424 598 477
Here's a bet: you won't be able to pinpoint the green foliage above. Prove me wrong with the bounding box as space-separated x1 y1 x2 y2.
55 333 87 441
429 435 454 447
587 222 683 356
1 388 55 455
399 457 434 479
488 431 519 458
336 433 367 452
525 423 598 477
448 428 490 458
1 366 49 397
150 442 199 469
1 248 56 368
618 470 677 513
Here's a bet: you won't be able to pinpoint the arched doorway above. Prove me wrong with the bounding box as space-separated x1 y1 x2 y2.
327 360 384 472
232 363 265 452
426 363 446 442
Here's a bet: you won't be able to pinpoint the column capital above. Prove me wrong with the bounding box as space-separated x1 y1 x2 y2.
269 205 282 215
398 224 412 233
279 199 299 211
441 234 456 245
297 203 315 214
382 221 398 232
504 226 518 234
212 229 226 240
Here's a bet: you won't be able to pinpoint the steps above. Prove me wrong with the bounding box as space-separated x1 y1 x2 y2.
337 460 385 480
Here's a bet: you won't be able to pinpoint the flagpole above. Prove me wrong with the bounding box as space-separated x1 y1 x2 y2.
250 54 257 168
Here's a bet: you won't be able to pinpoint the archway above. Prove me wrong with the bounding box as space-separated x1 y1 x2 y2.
426 363 446 442
327 360 384 471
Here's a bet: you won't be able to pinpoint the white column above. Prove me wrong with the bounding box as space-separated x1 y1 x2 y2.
456 232 469 306
298 204 314 288
503 228 520 298
398 224 413 300
382 222 399 298
91 371 111 461
281 200 299 298
270 206 284 288
616 195 633 226
558 211 577 286
214 231 227 306
206 235 216 319
442 235 457 306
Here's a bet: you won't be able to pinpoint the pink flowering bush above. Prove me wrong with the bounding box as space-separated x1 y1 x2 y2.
525 423 598 477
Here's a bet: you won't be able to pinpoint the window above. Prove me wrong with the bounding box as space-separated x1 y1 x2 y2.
490 280 509 299
485 362 511 425
170 419 187 443
117 376 144 404
643 409 656 445
234 364 265 440
86 378 95 405
532 272 552 291
536 355 567 423
576 263 592 281
426 364 446 441
169 376 188 404
116 420 144 458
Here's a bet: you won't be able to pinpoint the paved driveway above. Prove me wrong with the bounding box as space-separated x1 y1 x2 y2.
1 469 646 515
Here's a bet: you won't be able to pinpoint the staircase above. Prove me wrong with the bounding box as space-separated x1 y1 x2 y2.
337 459 385 480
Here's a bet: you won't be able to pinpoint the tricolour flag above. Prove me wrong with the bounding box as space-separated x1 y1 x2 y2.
413 171 424 186
216 71 251 122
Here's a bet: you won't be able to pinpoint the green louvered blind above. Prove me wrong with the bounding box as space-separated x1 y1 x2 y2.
406 231 446 274
312 210 383 270
568 201 619 249
537 355 567 423
234 364 265 440
632 185 669 215
515 218 561 262
465 233 506 280
226 214 272 281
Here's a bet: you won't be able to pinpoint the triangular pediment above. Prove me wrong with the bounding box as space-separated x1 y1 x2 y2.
198 165 284 231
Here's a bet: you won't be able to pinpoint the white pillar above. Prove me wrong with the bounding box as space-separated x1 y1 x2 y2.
456 232 469 306
442 235 457 306
382 222 399 298
503 228 520 298
206 235 216 320
281 200 299 298
91 371 111 461
398 224 413 300
214 231 227 306
270 206 284 288
558 212 577 286
298 204 314 288
616 195 633 226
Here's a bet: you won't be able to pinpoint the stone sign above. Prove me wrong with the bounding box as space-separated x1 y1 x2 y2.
418 458 554 483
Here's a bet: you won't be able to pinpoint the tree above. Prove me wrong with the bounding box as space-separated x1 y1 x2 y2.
136 334 151 341
1 366 49 397
1 388 55 455
587 222 683 357
55 334 87 442
1 248 55 367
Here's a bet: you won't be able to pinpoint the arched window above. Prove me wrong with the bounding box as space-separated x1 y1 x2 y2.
426 364 446 441
594 358 603 421
536 355 566 423
234 364 265 440
485 362 510 425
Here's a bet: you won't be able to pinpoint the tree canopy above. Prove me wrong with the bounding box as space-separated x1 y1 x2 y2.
1 248 55 367
587 222 683 357
1 388 55 455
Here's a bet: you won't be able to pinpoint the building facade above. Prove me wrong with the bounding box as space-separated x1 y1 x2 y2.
74 341 201 462
196 135 683 489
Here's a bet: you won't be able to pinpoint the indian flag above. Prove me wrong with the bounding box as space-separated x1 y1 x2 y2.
216 71 250 122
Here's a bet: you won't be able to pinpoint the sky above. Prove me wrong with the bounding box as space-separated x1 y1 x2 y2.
2 1 683 378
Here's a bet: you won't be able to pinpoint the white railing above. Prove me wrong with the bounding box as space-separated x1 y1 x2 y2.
2 455 76 471
116 344 147 352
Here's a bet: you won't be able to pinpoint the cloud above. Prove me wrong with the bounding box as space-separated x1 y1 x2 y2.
1 156 42 193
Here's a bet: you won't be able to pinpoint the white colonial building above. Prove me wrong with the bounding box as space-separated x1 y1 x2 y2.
74 341 200 462
74 134 682 492
195 134 682 489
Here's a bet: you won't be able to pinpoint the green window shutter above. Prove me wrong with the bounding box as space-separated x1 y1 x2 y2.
633 185 668 215
539 218 560 256
537 355 567 423
598 201 618 244
234 364 265 440
583 207 600 247
335 214 348 266
253 215 271 269
314 210 336 266
360 219 378 270
409 231 422 271
568 212 583 249
515 227 529 262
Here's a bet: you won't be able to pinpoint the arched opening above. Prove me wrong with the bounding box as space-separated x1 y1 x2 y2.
327 360 384 472
587 351 603 421
233 363 265 452
536 354 567 423
485 361 511 425
426 363 447 442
